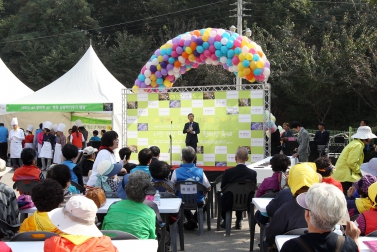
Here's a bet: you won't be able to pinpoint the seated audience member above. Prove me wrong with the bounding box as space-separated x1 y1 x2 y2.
150 160 174 194
130 148 153 175
47 164 77 204
20 179 64 233
281 183 360 251
80 146 97 183
13 148 44 182
89 130 101 142
102 171 157 239
315 156 343 192
0 159 19 225
95 160 122 192
265 163 320 247
119 147 136 174
62 144 83 186
346 174 377 217
220 147 257 229
171 146 211 230
355 181 377 235
256 154 290 198
44 196 118 252
100 129 106 137
149 146 160 164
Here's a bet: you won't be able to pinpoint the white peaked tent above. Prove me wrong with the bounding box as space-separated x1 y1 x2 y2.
3 46 125 147
0 57 34 104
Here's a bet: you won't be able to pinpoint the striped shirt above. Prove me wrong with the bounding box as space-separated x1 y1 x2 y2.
0 182 19 225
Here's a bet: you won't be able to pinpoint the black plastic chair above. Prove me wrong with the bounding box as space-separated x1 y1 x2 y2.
284 228 308 235
10 231 58 241
175 181 211 236
152 181 175 195
210 174 223 218
216 181 257 250
0 220 20 239
13 180 39 195
101 230 138 240
367 230 377 237
70 181 86 194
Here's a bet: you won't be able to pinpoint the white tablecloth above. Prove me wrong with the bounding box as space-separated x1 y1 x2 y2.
252 198 273 213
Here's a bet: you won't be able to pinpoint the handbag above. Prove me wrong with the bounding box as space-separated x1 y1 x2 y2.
85 187 106 208
17 195 35 210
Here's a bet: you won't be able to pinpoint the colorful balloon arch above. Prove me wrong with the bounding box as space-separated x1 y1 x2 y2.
133 28 270 91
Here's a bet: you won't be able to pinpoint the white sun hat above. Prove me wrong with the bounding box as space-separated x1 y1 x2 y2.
0 159 12 177
47 196 102 237
361 158 377 177
351 126 377 140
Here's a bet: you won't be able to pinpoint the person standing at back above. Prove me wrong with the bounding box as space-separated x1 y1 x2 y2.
53 123 66 164
314 122 330 156
0 123 8 162
183 113 200 153
8 117 25 169
39 121 55 171
220 147 257 229
23 124 34 150
291 121 310 162
79 126 88 148
70 126 84 150
281 122 294 156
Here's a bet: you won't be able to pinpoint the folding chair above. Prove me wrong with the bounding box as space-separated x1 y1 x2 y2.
101 230 138 240
210 174 223 218
10 231 58 241
13 180 39 195
0 220 20 239
152 181 175 195
175 181 211 236
216 181 257 251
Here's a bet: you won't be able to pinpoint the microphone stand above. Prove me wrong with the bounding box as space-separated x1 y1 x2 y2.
169 121 173 166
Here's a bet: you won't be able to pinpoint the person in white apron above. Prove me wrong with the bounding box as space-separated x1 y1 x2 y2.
39 121 55 171
53 123 66 164
24 124 35 150
8 117 25 169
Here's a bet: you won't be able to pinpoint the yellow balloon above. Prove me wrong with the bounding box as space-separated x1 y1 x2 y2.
256 60 264 68
239 53 246 61
250 61 257 70
241 40 247 47
202 34 209 42
150 74 156 81
156 64 162 71
151 81 157 87
238 71 245 77
185 47 193 54
188 54 196 62
158 55 163 62
250 77 256 82
237 62 244 71
246 53 253 61
163 79 171 87
132 85 139 93
243 68 251 75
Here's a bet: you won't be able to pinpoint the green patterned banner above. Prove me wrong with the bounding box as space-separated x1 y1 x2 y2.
6 103 113 112
126 90 265 166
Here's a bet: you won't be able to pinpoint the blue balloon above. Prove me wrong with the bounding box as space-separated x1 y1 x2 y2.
222 32 230 39
150 55 157 60
226 41 233 49
227 49 235 58
253 54 260 61
214 41 222 49
242 60 250 67
202 42 210 49
221 46 228 54
166 48 172 55
254 68 262 76
215 50 223 57
226 58 233 66
156 78 163 84
200 29 205 35
196 45 204 53
234 47 242 55
168 57 175 64
158 85 165 91
138 74 146 81
161 49 166 55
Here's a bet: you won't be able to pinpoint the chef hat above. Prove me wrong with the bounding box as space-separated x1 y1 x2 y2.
11 117 18 126
43 121 53 130
52 124 58 132
57 123 66 132
26 124 34 132
76 120 83 127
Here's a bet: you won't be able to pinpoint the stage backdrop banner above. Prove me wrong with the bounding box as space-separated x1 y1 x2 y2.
125 90 264 166
71 115 112 140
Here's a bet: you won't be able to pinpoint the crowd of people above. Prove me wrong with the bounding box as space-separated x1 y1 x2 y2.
1 117 377 251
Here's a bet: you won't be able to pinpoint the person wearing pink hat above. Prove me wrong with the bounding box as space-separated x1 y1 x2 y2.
333 126 377 194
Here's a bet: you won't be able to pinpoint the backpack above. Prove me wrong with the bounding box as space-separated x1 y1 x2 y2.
17 195 34 210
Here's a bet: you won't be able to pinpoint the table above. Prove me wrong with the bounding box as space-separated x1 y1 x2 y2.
5 239 158 252
251 198 273 252
275 235 377 251
19 198 182 252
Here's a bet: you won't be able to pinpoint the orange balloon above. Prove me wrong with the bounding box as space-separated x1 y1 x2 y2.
246 73 255 80
193 30 200 36
182 52 189 58
174 61 181 68
190 42 197 50
258 51 263 57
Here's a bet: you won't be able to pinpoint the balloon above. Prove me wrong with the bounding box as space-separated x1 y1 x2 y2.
134 28 270 89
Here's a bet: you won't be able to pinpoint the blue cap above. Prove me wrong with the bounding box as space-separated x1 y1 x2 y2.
117 174 129 200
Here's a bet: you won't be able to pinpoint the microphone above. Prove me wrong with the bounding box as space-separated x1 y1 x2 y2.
171 121 173 124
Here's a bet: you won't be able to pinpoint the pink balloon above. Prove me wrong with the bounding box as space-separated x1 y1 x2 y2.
215 34 222 41
250 48 256 54
200 54 206 60
234 40 241 47
185 59 191 65
210 54 218 61
171 51 178 58
204 50 211 57
167 75 175 81
179 39 185 46
192 63 199 68
209 45 216 53
232 56 239 65
141 66 146 73
172 43 178 50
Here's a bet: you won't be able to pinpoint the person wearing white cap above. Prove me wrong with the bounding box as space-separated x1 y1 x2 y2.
53 123 66 164
333 126 377 194
39 121 55 171
43 196 118 252
51 124 58 136
23 124 35 150
8 117 25 169
0 158 20 226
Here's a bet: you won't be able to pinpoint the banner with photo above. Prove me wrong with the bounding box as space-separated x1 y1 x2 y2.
71 115 112 139
126 90 265 166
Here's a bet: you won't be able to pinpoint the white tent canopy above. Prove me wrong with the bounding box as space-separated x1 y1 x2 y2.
2 46 125 149
0 57 34 104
